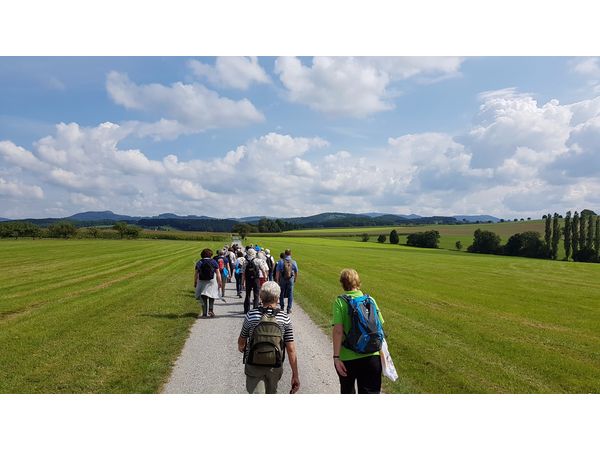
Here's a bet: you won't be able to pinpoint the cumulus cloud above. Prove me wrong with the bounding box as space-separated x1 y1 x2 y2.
106 71 265 139
3 87 600 219
274 56 465 118
188 57 270 90
571 57 600 77
0 177 44 199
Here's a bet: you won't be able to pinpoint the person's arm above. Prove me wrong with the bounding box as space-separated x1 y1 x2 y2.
286 341 300 393
238 336 247 353
332 324 347 376
216 268 222 286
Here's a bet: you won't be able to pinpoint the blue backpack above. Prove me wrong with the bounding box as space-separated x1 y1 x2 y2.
342 294 384 353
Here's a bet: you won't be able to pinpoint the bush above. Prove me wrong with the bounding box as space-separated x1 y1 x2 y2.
0 221 41 239
572 247 597 263
406 230 440 248
377 234 386 243
389 229 399 244
468 229 501 254
455 240 462 251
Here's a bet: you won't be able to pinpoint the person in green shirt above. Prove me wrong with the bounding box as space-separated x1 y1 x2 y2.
332 268 384 394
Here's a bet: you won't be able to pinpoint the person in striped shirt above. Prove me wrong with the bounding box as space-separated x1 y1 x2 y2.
238 281 300 394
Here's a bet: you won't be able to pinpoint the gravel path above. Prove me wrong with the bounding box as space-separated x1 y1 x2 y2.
162 279 339 394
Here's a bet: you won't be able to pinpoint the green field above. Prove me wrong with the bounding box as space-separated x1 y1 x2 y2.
0 239 228 393
2 232 599 393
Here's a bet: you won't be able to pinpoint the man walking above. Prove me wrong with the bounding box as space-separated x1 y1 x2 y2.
275 248 299 314
238 281 300 394
242 248 261 314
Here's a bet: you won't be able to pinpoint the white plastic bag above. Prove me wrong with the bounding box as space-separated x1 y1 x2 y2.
380 339 398 382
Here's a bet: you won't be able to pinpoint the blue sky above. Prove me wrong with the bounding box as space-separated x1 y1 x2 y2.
1 56 600 219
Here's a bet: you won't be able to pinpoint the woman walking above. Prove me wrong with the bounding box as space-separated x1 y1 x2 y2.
194 248 222 318
332 268 384 393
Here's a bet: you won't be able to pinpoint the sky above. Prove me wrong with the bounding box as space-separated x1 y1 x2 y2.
1 56 600 219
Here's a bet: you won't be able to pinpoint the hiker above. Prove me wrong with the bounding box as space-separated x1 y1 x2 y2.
332 268 385 394
234 250 245 298
237 281 300 394
242 248 261 314
265 249 275 281
227 247 237 282
194 248 222 318
275 248 299 314
214 249 229 297
256 250 270 288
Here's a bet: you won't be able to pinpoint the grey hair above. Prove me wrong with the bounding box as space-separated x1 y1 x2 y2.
259 281 281 305
247 248 256 258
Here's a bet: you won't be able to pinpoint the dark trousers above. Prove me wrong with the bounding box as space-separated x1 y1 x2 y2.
244 278 260 313
337 355 382 394
200 295 214 316
235 272 243 296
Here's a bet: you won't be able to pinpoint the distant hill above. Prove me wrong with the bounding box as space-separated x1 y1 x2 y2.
362 212 422 219
66 210 139 222
0 217 11 222
453 215 500 223
155 213 214 220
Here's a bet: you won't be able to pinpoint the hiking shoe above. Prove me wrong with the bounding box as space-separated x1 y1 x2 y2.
208 311 215 318
287 309 292 314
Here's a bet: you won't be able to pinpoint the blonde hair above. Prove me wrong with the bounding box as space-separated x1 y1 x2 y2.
340 268 361 291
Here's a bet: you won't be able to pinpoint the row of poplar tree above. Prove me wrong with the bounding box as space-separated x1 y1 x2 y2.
545 210 600 262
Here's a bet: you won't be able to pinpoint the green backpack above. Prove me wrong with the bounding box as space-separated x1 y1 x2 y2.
246 308 285 368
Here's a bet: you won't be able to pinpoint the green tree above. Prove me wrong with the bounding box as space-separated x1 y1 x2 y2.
377 234 386 243
551 213 560 260
389 229 399 244
467 229 501 254
572 211 579 254
455 240 463 251
579 211 586 250
48 221 78 239
544 213 552 253
113 221 129 239
124 225 142 239
87 227 100 239
587 214 594 249
563 211 572 260
595 216 600 259
232 223 256 239
361 233 370 242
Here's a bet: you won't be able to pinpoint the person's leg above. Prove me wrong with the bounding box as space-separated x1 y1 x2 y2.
287 279 294 312
244 282 251 313
337 359 357 394
252 279 260 309
208 298 215 316
235 274 242 296
264 367 284 394
279 282 285 309
355 355 382 394
200 295 208 317
245 365 266 394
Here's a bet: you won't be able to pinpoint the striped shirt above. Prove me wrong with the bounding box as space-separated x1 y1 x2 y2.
240 307 294 359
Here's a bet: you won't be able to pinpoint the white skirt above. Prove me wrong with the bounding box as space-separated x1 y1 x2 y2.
195 273 220 299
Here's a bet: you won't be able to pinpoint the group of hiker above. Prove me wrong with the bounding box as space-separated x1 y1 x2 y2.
193 244 387 395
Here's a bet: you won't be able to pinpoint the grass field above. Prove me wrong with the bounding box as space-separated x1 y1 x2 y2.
0 239 228 393
254 236 600 393
2 233 599 393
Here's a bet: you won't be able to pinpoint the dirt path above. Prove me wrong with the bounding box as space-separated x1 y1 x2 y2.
162 278 339 394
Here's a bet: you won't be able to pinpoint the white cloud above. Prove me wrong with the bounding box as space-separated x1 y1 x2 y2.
4 88 600 220
188 57 270 90
274 56 465 118
0 177 44 199
106 71 265 139
571 57 600 77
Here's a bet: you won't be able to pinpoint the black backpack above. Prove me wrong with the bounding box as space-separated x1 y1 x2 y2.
198 259 215 281
245 307 285 367
245 257 257 281
266 255 274 272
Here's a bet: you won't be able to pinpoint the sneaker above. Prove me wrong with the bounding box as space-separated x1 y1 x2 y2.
287 309 292 314
208 311 215 318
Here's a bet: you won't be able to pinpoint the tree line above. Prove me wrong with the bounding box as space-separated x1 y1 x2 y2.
467 210 600 263
0 220 142 240
372 229 440 248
